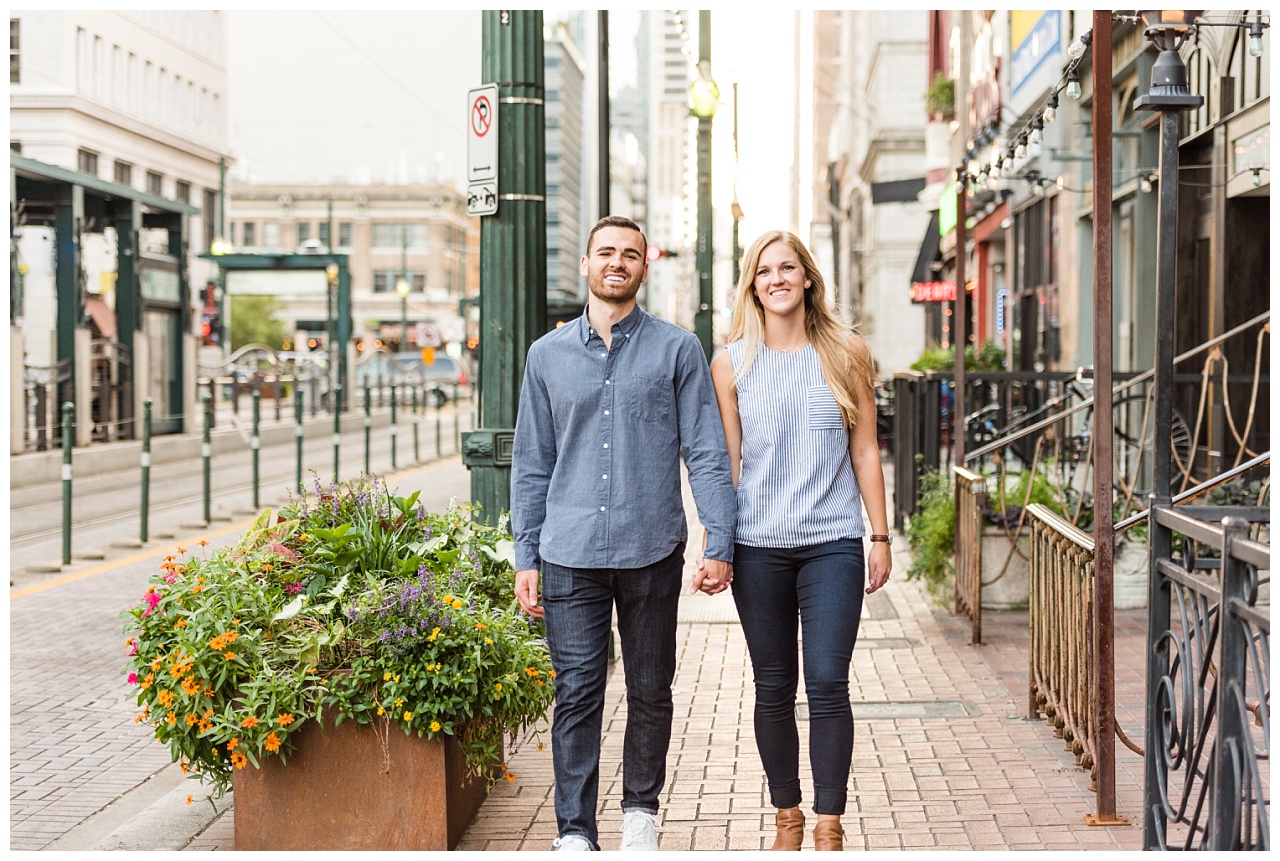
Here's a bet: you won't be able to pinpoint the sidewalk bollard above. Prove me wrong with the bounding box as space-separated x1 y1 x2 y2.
363 384 371 476
140 398 152 544
202 394 212 524
296 387 305 493
332 382 342 484
61 401 73 565
252 391 261 510
412 386 420 462
390 382 398 470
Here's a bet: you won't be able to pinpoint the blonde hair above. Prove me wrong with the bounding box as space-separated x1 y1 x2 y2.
729 230 876 429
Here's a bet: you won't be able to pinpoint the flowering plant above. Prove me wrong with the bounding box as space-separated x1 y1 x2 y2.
121 477 555 801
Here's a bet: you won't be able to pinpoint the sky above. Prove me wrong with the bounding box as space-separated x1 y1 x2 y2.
225 9 799 238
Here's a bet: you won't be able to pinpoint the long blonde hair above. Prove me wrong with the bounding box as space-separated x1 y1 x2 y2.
729 230 876 429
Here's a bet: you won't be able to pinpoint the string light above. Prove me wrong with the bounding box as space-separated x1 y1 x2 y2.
1065 66 1082 100
1042 93 1058 125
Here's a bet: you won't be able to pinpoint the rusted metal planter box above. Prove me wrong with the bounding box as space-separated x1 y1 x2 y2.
233 717 488 850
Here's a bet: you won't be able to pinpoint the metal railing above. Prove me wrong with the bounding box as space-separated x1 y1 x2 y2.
953 466 986 644
1027 505 1099 780
1143 504 1271 851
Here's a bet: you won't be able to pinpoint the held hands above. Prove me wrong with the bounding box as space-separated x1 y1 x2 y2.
515 569 544 618
865 541 892 594
692 557 733 594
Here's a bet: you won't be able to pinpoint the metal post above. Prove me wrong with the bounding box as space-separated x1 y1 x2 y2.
694 10 714 360
363 384 371 476
953 168 967 467
1210 516 1250 849
1087 12 1119 825
60 401 73 565
390 382 398 469
251 390 260 510
466 10 547 519
140 398 151 544
412 386 420 461
201 394 212 524
598 11 610 218
332 382 342 484
295 387 304 493
436 397 443 458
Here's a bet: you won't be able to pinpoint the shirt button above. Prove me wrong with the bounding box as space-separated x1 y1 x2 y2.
602 474 608 479
604 410 610 416
603 443 609 449
605 379 611 385
600 352 607 358
600 506 606 512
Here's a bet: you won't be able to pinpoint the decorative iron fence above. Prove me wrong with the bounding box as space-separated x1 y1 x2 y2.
1143 504 1270 851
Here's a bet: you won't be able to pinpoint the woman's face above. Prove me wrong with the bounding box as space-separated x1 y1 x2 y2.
751 241 809 319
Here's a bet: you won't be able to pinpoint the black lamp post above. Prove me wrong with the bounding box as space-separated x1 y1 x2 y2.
691 12 718 361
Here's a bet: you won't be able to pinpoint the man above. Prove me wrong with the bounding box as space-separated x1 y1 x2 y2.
512 215 736 851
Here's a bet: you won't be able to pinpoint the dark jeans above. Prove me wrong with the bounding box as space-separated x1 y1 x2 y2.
731 538 865 815
541 544 684 847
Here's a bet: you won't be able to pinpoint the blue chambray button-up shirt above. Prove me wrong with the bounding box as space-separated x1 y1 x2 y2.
511 304 736 572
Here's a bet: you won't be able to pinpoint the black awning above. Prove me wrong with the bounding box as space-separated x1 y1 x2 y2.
910 212 941 285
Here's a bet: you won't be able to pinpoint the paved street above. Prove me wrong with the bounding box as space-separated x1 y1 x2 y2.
10 445 1151 852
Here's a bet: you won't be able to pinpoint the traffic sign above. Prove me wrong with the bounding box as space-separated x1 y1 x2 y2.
468 84 498 216
415 322 442 348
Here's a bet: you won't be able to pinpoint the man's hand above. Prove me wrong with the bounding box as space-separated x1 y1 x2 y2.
692 557 733 595
515 569 544 617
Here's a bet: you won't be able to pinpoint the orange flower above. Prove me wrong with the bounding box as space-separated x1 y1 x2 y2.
150 659 163 671
223 652 236 661
177 546 187 554
157 689 175 708
181 677 200 696
197 719 212 732
198 540 209 547
227 738 239 751
174 619 188 629
525 667 541 677
185 714 198 726
264 732 281 752
277 714 295 727
506 772 517 783
166 711 177 725
180 761 189 773
204 709 214 718
230 752 248 769
240 716 259 729
186 794 193 806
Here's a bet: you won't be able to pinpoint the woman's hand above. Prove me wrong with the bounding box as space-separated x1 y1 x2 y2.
865 541 892 594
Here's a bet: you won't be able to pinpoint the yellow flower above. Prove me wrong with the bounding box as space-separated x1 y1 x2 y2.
485 638 493 645
377 706 385 716
494 683 502 692
395 698 404 707
403 711 413 722
430 721 441 732
452 599 463 609
428 627 441 642
384 672 392 681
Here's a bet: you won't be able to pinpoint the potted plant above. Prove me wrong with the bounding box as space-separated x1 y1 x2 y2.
926 72 956 122
121 477 555 850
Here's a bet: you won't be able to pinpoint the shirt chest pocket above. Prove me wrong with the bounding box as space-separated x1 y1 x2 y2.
806 385 845 431
624 372 673 425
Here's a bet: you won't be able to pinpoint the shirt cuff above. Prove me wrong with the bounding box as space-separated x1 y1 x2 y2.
702 533 734 563
515 549 541 572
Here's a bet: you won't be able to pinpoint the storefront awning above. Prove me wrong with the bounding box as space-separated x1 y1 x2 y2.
84 294 117 337
909 212 954 302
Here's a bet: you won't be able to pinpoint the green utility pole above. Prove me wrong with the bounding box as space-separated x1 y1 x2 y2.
694 11 715 360
462 9 547 523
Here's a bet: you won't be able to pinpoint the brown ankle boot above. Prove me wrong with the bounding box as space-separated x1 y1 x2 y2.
770 807 804 851
813 818 844 851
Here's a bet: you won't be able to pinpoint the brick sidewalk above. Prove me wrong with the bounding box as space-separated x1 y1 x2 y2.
187 552 1149 851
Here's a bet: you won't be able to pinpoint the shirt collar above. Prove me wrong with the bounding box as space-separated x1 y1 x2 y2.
579 302 644 345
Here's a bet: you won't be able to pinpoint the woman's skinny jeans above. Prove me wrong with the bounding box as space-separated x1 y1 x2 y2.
731 538 865 815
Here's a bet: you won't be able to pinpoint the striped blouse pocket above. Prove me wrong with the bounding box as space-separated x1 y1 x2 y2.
805 385 844 430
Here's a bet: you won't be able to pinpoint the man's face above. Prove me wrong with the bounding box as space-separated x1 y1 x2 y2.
580 226 648 305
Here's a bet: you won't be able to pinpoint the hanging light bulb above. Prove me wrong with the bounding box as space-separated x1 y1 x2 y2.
1043 93 1059 125
1065 67 1082 100
1014 134 1028 160
1140 173 1153 193
1002 152 1015 174
1247 23 1266 58
1067 29 1092 60
1253 167 1264 187
1028 121 1043 146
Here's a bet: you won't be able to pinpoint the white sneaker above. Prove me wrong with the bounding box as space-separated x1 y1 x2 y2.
553 835 594 851
619 810 660 851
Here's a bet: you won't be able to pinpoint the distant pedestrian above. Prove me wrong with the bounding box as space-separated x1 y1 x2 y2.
707 230 892 851
512 215 737 851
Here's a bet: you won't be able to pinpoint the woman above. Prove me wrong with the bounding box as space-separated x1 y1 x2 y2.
705 230 892 851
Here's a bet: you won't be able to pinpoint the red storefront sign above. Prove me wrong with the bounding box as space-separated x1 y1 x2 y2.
910 281 957 302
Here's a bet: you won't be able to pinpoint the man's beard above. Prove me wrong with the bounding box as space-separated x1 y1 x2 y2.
588 271 642 304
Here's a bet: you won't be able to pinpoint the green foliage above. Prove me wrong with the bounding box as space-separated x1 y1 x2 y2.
909 340 1005 373
905 465 955 605
229 295 287 351
121 479 553 803
927 72 955 120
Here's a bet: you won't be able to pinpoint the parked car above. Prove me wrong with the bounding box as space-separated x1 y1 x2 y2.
356 352 471 408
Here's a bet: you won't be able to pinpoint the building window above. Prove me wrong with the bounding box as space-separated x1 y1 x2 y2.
372 223 401 248
373 270 425 293
78 149 99 176
338 222 352 247
146 171 163 196
10 18 18 84
10 141 20 153
296 221 311 245
175 180 190 203
114 161 132 186
317 222 330 248
262 222 279 249
203 188 218 251
242 221 256 247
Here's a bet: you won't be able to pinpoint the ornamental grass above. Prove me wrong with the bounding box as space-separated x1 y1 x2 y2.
122 477 555 802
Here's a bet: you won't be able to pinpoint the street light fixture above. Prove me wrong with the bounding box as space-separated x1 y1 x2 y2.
395 276 411 353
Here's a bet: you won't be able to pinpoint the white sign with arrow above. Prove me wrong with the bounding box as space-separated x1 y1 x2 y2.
467 84 498 216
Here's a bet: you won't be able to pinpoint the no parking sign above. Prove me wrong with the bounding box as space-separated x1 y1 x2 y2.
467 85 498 216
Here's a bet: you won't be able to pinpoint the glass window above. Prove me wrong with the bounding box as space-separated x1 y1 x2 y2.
372 270 396 293
242 221 256 247
175 180 190 203
78 149 99 176
262 222 279 249
203 189 217 250
338 222 352 247
10 18 18 84
296 221 311 244
317 222 330 248
146 171 163 196
114 161 132 186
372 223 399 247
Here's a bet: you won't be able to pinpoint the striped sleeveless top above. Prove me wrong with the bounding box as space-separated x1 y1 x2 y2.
727 339 865 548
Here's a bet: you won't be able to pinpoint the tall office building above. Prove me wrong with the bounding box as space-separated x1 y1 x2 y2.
544 21 587 322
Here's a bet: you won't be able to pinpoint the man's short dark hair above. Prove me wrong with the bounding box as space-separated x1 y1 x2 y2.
586 215 648 256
